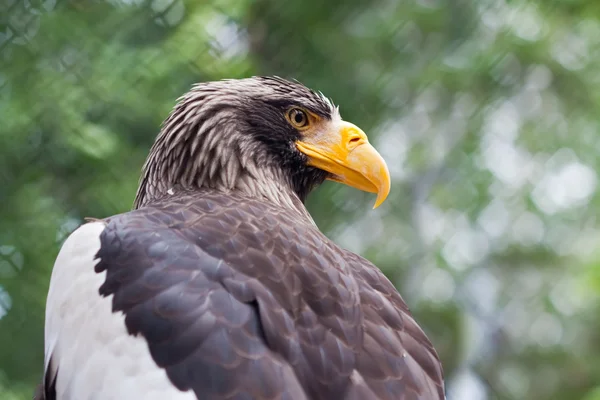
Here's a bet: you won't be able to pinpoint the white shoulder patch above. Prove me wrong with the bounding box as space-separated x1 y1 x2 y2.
44 221 196 400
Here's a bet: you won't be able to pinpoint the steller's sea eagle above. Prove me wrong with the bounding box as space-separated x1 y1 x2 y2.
38 77 445 400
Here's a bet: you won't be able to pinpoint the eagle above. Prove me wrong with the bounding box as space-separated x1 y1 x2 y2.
39 77 445 400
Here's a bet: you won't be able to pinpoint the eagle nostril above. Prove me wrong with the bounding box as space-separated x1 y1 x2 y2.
348 136 363 150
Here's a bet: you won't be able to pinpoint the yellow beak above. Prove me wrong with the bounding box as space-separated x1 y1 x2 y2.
295 121 391 208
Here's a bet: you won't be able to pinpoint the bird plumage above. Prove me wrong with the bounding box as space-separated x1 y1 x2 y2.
40 77 445 399
135 77 333 211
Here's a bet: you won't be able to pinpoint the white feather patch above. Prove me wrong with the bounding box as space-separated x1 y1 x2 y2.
44 222 196 400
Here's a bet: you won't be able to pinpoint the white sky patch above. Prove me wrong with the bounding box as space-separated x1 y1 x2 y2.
0 245 24 279
551 30 590 71
448 369 488 400
468 269 500 315
0 286 11 320
497 364 530 399
479 99 545 190
502 298 533 343
549 278 588 316
479 0 509 34
510 212 545 246
441 217 490 271
421 267 455 303
150 0 185 26
483 100 521 142
529 312 563 347
205 13 248 60
481 138 533 189
507 4 544 42
415 202 446 246
111 0 145 5
477 198 511 239
532 157 597 215
374 122 410 180
525 64 553 90
569 227 600 259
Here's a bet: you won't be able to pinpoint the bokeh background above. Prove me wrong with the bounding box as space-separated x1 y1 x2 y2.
2 0 600 399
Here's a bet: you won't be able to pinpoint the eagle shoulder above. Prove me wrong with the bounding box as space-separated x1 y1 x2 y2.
44 215 306 400
43 191 444 400
43 221 200 400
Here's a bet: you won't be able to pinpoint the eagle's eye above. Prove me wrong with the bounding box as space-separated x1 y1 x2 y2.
287 108 309 129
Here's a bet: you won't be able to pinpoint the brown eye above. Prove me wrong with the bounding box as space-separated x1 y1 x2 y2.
287 108 309 128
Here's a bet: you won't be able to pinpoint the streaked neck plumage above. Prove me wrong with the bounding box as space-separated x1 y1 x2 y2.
133 83 316 222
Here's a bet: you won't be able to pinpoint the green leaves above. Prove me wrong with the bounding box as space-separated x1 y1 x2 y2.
2 0 600 398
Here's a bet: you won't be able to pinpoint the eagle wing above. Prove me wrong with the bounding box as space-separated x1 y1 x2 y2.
43 191 444 400
348 252 445 399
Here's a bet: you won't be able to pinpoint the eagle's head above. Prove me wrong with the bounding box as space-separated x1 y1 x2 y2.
134 76 390 213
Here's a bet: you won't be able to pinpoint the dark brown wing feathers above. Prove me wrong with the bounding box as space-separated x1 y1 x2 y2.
94 190 444 399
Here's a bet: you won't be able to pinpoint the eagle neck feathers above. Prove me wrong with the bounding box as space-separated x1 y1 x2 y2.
134 84 315 223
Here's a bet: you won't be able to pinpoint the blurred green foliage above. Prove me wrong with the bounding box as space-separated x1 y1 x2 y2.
2 0 600 399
